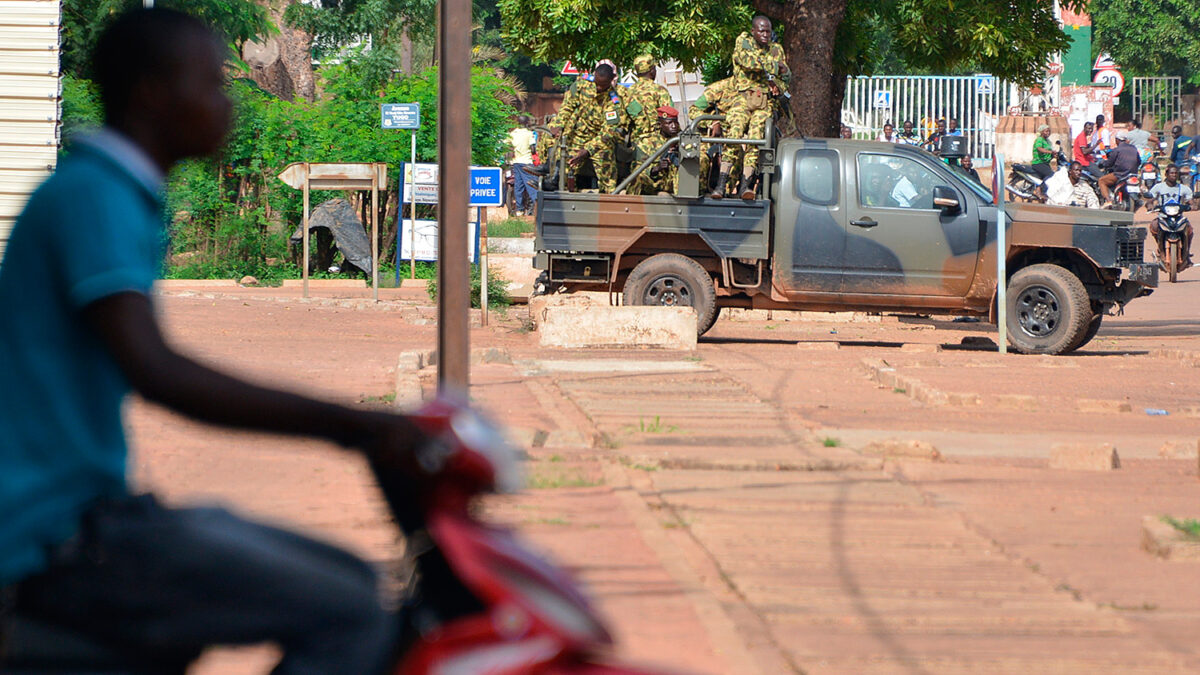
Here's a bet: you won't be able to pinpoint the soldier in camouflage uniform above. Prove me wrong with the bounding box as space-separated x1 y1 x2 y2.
559 64 628 192
714 15 790 199
625 55 675 194
630 106 682 195
688 77 738 194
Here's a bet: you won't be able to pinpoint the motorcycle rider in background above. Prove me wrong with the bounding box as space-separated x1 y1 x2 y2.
1145 164 1194 268
1169 125 1196 167
1096 130 1139 206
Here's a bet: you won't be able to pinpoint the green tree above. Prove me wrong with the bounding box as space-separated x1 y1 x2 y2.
500 0 1083 136
61 0 275 78
1092 0 1200 86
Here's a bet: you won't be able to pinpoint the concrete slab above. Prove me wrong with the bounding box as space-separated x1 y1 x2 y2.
538 304 697 350
1049 443 1121 470
514 359 707 377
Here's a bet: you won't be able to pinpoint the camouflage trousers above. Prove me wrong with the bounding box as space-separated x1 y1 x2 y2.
631 136 676 195
700 143 740 191
724 100 771 170
565 142 616 193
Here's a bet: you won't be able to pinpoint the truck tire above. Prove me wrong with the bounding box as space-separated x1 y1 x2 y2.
623 254 718 335
1006 264 1091 355
1064 313 1103 353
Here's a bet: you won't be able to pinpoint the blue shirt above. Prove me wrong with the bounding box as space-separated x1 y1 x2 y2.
1170 135 1195 164
0 130 165 585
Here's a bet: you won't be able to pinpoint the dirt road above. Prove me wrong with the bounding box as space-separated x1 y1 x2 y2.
129 271 1200 673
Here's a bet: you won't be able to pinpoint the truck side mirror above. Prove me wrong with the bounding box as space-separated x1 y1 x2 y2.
932 185 960 214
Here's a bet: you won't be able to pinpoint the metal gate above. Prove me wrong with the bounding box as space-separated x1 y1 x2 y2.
842 75 1018 160
1132 77 1181 128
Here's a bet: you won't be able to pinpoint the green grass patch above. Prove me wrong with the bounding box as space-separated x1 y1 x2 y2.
822 436 841 447
637 416 679 434
487 217 534 238
527 468 603 489
893 387 907 394
1162 515 1200 539
361 392 397 404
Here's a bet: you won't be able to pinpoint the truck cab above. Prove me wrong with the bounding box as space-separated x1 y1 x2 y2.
533 134 1156 354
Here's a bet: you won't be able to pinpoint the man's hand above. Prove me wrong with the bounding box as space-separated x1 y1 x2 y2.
709 121 722 137
568 148 589 167
767 81 781 97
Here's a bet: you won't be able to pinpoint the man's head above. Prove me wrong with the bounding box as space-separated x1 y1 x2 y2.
883 123 894 136
903 120 914 133
960 155 973 170
1172 125 1183 138
633 54 657 79
1115 130 1128 144
1083 121 1094 136
656 106 680 137
93 9 231 162
751 16 772 47
1068 161 1083 183
936 119 947 133
1165 164 1179 186
1096 114 1106 128
840 125 852 139
516 114 530 128
949 118 959 132
593 63 615 91
1129 119 1141 130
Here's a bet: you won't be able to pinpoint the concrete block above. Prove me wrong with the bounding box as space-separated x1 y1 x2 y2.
996 394 1039 411
1076 399 1133 413
400 278 428 289
281 279 365 288
538 305 697 350
1049 443 1120 471
393 371 423 408
529 293 604 328
397 349 437 371
543 429 593 449
157 279 238 288
471 347 512 365
487 253 539 302
900 342 941 353
1158 440 1199 460
1142 516 1200 561
796 341 840 351
946 392 982 406
487 237 535 255
861 439 943 462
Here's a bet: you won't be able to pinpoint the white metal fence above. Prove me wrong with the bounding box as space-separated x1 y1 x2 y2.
842 75 1019 161
1132 77 1181 128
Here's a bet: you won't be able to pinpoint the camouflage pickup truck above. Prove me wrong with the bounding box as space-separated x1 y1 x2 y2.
533 137 1157 354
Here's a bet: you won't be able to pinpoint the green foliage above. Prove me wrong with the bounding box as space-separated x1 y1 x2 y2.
60 75 103 141
487 217 534 238
61 0 274 79
1093 0 1200 86
425 264 512 308
497 0 752 71
1162 516 1200 539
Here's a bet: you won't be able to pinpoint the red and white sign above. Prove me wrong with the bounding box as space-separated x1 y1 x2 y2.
561 61 580 76
1046 61 1064 76
1093 54 1119 71
1094 68 1125 97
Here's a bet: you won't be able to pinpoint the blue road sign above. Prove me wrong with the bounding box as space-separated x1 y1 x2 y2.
381 103 421 129
469 167 504 207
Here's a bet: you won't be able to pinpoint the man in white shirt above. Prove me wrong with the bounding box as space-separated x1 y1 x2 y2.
1046 162 1100 209
507 115 536 215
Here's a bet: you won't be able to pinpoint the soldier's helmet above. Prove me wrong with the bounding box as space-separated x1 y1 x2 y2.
633 54 656 75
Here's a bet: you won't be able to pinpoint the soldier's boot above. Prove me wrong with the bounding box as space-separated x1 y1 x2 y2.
738 172 756 200
711 172 729 199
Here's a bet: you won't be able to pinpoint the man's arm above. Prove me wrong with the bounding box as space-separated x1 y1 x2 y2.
83 292 425 461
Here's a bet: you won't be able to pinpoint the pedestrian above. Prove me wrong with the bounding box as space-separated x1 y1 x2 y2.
506 114 536 215
923 118 948 154
898 120 920 145
957 155 983 185
712 14 789 200
625 55 674 190
840 125 853 139
1169 125 1196 167
561 63 628 192
876 122 896 143
0 9 431 674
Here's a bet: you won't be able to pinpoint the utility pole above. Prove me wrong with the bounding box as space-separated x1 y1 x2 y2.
437 0 471 396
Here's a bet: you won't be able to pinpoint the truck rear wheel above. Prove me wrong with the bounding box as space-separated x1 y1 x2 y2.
1006 264 1091 355
623 254 718 335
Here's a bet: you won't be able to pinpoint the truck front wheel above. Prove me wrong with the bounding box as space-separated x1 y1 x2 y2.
623 254 718 335
1006 264 1091 355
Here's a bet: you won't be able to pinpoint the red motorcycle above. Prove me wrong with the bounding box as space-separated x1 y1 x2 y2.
2 400 681 675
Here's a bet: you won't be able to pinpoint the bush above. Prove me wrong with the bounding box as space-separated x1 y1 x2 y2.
426 264 511 309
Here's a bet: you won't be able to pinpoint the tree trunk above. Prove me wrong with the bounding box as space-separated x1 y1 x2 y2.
243 1 315 101
756 0 848 138
381 188 399 264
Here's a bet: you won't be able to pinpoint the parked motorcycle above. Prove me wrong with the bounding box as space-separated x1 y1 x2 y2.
1153 199 1192 283
1 400 679 675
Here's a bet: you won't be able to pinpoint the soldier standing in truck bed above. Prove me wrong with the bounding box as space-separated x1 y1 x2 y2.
688 77 738 194
560 64 628 192
714 15 790 200
626 55 674 194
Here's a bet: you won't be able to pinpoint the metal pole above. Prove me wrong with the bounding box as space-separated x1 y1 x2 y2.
301 164 309 299
995 153 1008 354
479 206 488 326
437 0 471 395
371 164 379 301
410 131 417 281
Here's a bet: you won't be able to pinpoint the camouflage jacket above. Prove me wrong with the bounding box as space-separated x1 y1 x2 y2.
555 78 596 144
560 83 629 154
732 32 790 93
687 77 737 130
625 78 674 143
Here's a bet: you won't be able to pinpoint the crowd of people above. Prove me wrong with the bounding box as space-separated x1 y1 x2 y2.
505 15 790 204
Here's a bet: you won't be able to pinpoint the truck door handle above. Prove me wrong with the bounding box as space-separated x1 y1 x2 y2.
850 217 878 229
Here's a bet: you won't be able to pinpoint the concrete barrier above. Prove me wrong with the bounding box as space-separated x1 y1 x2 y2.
1049 443 1120 471
537 302 697 350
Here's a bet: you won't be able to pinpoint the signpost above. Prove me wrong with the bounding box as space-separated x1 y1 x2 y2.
873 90 892 109
384 104 423 280
992 153 1007 354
